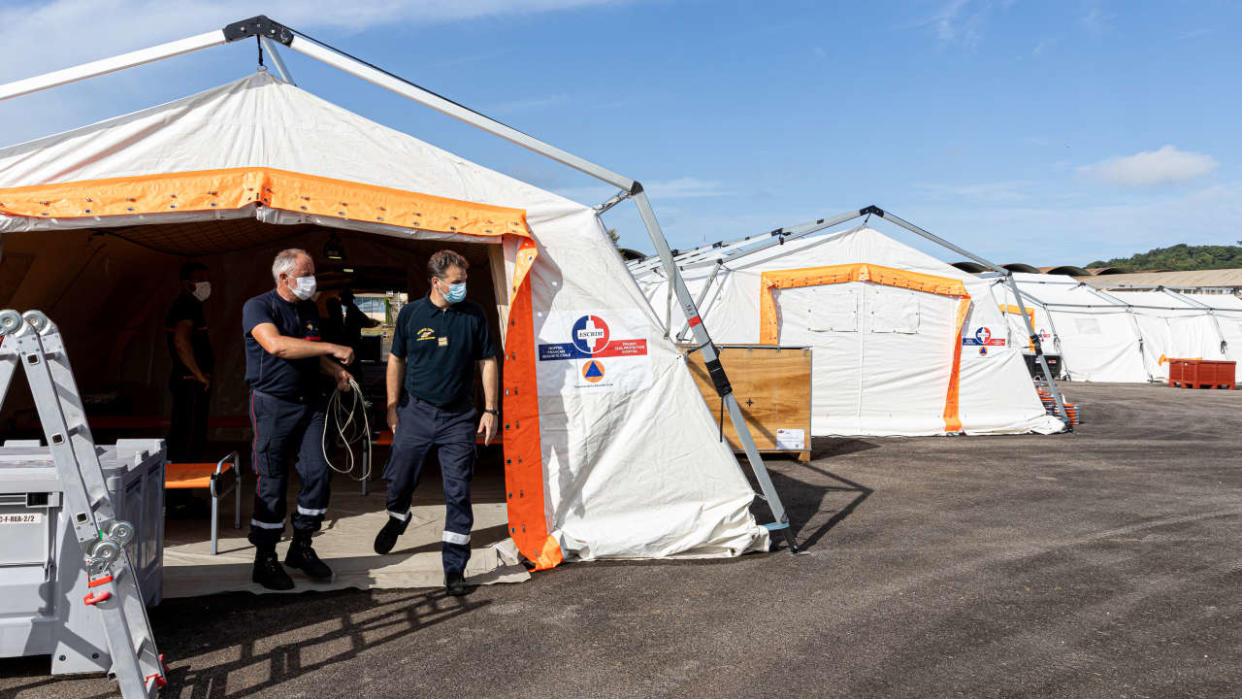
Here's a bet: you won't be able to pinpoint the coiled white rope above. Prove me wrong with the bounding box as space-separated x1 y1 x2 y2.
322 377 372 480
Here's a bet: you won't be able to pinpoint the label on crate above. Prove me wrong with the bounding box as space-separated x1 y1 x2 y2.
536 311 651 394
776 428 806 450
0 512 44 525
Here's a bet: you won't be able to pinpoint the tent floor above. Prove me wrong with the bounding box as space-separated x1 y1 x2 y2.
7 382 1242 698
162 445 527 598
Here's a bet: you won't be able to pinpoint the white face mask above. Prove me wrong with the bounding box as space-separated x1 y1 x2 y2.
290 275 317 301
191 281 212 302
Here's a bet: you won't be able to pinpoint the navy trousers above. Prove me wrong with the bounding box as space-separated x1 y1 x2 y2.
167 377 210 462
248 390 331 547
383 394 476 575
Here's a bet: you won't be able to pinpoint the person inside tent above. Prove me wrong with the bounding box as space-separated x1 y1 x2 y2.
339 288 382 358
165 261 214 517
373 250 498 596
242 248 356 590
321 296 346 345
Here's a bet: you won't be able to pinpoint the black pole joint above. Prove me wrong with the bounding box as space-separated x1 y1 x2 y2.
860 205 885 217
224 16 294 45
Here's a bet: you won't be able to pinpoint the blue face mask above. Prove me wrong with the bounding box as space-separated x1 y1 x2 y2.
443 281 467 304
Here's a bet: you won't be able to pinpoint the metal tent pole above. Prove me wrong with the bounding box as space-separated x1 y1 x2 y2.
0 31 228 101
633 190 797 551
678 209 866 272
676 262 724 342
260 36 297 85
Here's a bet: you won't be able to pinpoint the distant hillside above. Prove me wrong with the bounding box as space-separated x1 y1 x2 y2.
1087 242 1242 272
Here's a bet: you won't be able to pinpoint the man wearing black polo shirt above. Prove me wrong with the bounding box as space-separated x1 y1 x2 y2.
374 249 499 596
243 248 356 590
166 261 214 463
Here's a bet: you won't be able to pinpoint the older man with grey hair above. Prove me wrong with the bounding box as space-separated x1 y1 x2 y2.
242 248 355 590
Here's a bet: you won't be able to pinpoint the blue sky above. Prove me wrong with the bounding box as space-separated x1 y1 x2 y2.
1 0 1239 265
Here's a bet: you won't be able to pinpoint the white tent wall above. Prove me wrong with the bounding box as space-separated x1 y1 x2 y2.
1097 290 1227 381
1006 275 1149 383
0 72 769 561
638 227 1059 437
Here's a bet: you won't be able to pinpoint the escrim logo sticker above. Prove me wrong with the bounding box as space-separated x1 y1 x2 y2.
962 326 1007 356
537 312 651 392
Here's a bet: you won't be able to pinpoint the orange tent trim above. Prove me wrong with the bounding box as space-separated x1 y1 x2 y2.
0 166 528 241
758 262 972 434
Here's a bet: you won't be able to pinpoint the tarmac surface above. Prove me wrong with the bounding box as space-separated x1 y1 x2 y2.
4 382 1241 698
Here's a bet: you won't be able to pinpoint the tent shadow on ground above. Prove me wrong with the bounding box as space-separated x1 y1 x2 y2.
0 588 488 698
762 438 876 551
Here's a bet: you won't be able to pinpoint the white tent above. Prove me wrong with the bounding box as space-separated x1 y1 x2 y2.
1002 275 1242 383
635 226 1064 437
0 67 775 567
998 274 1148 382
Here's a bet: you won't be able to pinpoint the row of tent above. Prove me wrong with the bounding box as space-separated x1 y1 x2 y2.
631 223 1242 438
998 275 1242 384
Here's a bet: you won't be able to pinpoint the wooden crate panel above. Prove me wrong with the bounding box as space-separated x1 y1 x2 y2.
683 345 812 460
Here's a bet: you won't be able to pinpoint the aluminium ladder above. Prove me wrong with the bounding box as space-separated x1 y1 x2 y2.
0 309 167 697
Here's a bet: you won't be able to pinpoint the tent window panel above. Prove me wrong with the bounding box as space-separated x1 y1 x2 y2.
777 286 859 333
1073 317 1102 335
867 287 920 334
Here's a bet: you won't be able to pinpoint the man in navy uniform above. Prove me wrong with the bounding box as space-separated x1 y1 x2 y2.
243 248 356 590
166 261 214 463
373 249 498 596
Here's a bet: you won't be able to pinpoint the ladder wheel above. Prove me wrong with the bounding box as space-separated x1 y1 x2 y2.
88 540 121 573
0 309 21 336
108 520 136 546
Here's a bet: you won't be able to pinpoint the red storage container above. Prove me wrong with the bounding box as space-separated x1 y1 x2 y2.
1168 358 1236 389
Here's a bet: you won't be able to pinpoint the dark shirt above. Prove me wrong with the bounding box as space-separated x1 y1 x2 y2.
165 292 214 379
390 297 497 407
343 302 370 349
242 289 323 398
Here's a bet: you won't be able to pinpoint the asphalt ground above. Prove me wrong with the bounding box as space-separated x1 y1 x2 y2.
4 381 1241 698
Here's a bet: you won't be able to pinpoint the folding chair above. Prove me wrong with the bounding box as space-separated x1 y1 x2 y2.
165 450 241 554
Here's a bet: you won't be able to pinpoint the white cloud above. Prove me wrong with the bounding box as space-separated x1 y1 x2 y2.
0 0 629 82
1080 145 1219 187
911 0 1013 47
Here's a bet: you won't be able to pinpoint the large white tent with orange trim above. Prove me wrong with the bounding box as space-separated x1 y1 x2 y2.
0 56 780 567
633 223 1066 437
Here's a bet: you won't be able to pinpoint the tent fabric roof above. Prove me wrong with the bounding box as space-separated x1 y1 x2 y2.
0 71 592 232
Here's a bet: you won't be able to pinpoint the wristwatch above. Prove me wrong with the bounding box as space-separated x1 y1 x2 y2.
484 408 500 416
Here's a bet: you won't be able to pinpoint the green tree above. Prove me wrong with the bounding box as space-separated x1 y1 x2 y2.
1085 242 1242 272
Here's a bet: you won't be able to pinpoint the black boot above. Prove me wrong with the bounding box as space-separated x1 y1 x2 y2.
252 547 294 591
285 532 333 581
373 513 410 555
445 571 469 597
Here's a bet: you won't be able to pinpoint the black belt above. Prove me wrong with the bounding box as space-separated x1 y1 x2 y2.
405 393 473 412
253 388 317 405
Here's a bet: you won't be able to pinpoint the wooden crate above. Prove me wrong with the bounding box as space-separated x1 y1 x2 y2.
682 344 813 462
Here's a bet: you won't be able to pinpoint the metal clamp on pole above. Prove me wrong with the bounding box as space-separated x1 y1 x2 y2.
704 355 733 398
